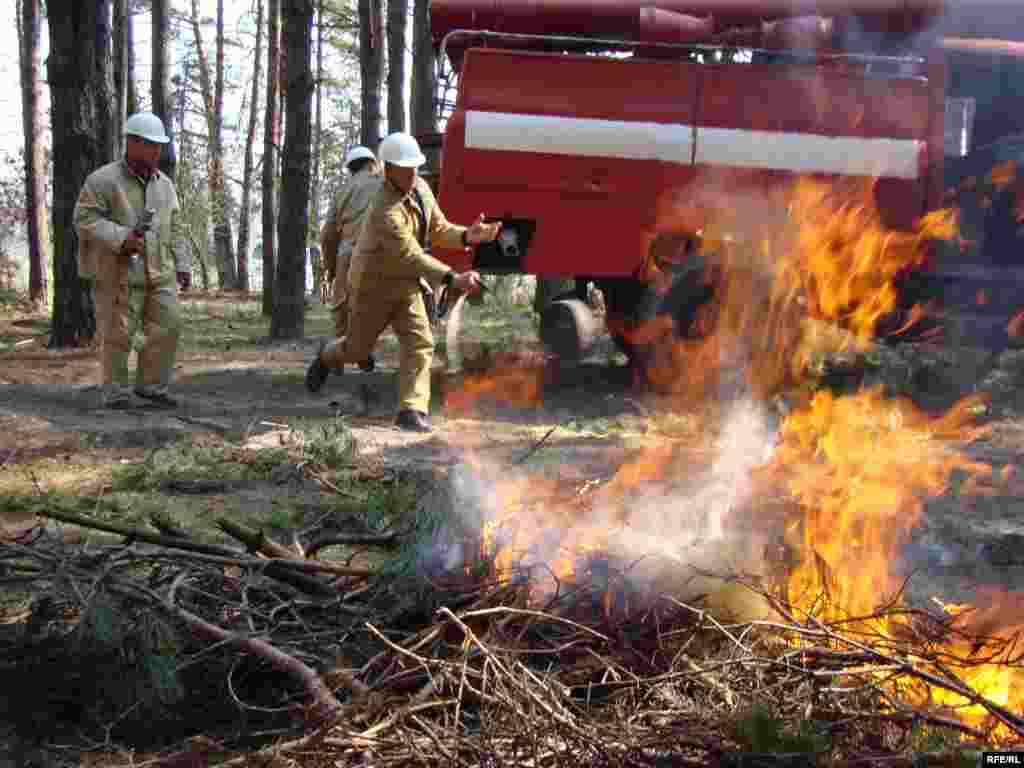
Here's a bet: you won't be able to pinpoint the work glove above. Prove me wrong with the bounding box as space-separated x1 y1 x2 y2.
177 271 192 291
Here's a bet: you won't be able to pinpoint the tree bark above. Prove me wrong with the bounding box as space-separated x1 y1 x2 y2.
112 0 129 158
126 1 138 115
262 0 281 316
190 0 238 290
410 0 437 137
18 0 49 306
47 0 115 348
236 0 265 293
270 0 314 339
359 0 384 148
309 0 324 295
387 0 408 134
151 0 177 178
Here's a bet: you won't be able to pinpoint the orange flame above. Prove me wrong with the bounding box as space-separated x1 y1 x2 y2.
443 174 1023 741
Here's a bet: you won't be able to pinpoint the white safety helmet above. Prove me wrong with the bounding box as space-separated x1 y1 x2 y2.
378 132 426 168
344 145 376 168
124 112 170 144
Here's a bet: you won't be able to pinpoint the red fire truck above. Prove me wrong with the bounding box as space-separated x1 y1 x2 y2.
426 0 1022 361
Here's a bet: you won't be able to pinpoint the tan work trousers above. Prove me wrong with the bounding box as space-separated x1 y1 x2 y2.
330 242 357 338
321 281 434 414
330 267 350 337
95 262 182 399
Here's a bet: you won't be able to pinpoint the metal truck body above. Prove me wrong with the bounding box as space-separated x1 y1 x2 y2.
425 0 1019 358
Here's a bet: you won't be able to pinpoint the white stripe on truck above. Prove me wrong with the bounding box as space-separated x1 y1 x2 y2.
464 110 923 179
465 110 695 164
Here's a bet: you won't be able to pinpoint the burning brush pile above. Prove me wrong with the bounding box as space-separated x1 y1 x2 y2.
4 177 1024 766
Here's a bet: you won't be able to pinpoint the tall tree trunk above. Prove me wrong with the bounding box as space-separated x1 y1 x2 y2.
236 0 264 293
190 0 238 289
18 0 49 306
152 0 177 178
47 0 115 348
387 0 407 133
126 1 138 115
262 0 281 316
112 0 129 158
410 0 436 137
359 0 384 148
270 0 313 340
309 0 324 295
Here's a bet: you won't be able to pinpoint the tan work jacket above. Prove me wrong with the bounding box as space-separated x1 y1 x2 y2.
322 168 383 277
349 176 467 295
74 160 189 289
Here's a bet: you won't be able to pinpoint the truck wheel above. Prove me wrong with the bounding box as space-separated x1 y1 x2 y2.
539 298 599 361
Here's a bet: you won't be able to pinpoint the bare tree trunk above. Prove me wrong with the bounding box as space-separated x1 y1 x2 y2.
359 0 384 148
112 0 128 158
48 0 115 348
270 0 313 340
309 0 324 295
236 0 264 294
387 0 407 133
126 1 138 115
152 0 177 178
262 0 281 316
410 0 437 137
18 0 49 306
189 0 238 289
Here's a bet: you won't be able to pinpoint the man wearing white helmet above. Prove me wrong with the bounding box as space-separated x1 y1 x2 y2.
74 111 191 409
320 145 381 371
306 131 501 432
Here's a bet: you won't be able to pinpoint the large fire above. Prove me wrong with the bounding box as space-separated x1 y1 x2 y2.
442 176 1024 743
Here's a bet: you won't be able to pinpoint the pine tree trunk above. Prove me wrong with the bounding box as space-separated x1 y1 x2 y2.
126 1 138 115
262 0 281 316
236 0 264 293
410 0 436 137
213 0 237 288
270 0 314 339
387 0 407 134
359 0 384 148
309 0 324 296
19 0 49 306
152 0 177 177
112 0 128 158
48 0 115 348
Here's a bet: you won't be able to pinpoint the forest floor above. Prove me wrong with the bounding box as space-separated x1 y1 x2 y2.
2 288 1024 765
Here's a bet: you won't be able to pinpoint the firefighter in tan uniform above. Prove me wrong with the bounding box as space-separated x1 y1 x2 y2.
320 145 381 371
74 112 191 409
306 132 501 432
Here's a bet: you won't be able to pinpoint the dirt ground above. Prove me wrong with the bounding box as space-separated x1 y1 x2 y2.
3 292 1024 601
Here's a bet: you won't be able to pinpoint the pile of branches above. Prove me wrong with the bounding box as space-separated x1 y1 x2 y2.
1 507 1022 768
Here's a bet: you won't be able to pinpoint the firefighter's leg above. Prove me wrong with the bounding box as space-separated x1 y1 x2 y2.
94 270 134 405
321 289 392 371
390 287 434 415
136 285 182 396
330 268 349 337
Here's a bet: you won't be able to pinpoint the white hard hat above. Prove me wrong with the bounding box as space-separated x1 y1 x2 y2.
344 145 376 167
378 132 426 168
124 112 170 144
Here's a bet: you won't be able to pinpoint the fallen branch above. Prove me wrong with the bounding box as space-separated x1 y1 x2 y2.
304 530 401 558
39 506 337 596
217 517 299 560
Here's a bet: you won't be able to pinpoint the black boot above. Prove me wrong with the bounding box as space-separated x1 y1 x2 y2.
358 354 376 373
306 341 332 393
395 409 431 432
